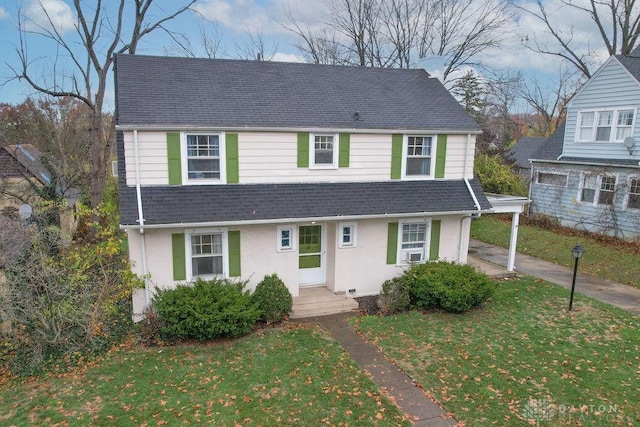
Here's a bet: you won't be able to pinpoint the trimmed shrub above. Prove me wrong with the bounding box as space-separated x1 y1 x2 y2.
251 274 292 324
153 278 260 341
377 277 411 315
405 261 496 313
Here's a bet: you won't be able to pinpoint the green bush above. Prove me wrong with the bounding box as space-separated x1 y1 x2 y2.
377 277 411 315
251 274 292 324
405 261 496 313
153 278 260 341
474 153 528 196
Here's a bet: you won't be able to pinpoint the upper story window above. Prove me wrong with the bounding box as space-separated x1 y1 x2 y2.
311 134 338 168
577 109 635 143
186 134 221 180
405 136 433 177
579 173 616 206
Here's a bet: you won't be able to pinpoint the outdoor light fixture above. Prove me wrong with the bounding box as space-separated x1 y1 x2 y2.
569 244 585 311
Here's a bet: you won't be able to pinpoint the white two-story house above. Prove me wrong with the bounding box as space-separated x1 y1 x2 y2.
114 54 492 317
530 49 640 239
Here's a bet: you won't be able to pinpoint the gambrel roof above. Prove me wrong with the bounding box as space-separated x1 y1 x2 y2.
114 54 480 132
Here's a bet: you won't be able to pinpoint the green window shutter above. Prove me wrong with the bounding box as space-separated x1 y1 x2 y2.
435 135 447 178
297 132 309 168
386 222 399 264
391 134 403 179
228 231 241 277
171 233 186 281
226 133 239 183
429 220 441 261
338 133 350 167
167 132 182 185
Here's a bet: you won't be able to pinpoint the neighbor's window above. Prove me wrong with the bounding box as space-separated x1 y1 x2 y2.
277 226 295 252
400 222 428 262
577 109 635 142
312 134 336 167
580 174 616 206
339 222 357 248
537 172 568 186
191 233 223 276
187 134 220 180
406 136 432 176
628 178 640 209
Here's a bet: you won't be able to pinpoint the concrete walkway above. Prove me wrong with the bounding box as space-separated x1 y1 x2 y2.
469 239 640 315
299 313 456 427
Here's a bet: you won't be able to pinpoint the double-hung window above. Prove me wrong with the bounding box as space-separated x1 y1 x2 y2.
190 232 224 277
400 222 428 262
311 134 337 167
580 174 616 206
186 134 221 180
405 136 432 176
627 178 640 209
577 109 635 143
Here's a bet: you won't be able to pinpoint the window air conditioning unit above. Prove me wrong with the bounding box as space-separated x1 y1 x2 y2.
406 250 423 262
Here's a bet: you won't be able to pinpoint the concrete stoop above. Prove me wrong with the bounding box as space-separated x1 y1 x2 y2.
291 287 359 318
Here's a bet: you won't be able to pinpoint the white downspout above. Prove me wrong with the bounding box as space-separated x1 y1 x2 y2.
133 129 150 307
459 134 477 263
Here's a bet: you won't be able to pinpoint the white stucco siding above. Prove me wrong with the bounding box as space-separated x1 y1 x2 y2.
332 216 467 296
123 131 169 185
444 134 475 179
238 132 392 183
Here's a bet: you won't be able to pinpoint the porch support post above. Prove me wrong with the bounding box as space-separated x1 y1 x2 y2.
507 211 520 271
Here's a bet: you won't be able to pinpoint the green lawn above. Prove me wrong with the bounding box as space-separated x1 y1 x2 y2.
471 215 640 288
353 277 640 426
0 325 409 426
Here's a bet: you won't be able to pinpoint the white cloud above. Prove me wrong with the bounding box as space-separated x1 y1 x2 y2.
271 51 305 63
25 0 75 34
0 7 9 19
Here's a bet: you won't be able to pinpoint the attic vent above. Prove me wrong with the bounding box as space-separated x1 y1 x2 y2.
353 112 361 121
17 145 35 161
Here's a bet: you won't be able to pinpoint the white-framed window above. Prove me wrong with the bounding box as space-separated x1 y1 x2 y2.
187 229 228 279
536 171 568 187
626 177 640 210
277 225 296 252
403 135 434 178
183 132 226 183
310 133 338 168
576 108 636 143
398 219 430 263
579 173 617 206
338 222 357 248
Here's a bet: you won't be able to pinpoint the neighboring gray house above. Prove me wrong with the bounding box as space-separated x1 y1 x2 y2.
507 136 546 177
114 54 494 318
529 49 640 239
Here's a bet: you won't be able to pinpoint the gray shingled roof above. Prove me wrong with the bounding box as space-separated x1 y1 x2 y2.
114 54 480 132
507 137 546 168
617 51 640 82
119 179 491 226
558 157 640 167
531 123 565 161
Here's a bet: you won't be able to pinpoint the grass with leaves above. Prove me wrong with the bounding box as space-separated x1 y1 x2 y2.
353 276 640 426
471 215 640 288
0 324 409 426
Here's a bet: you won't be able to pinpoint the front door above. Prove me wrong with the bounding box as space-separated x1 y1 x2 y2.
298 225 324 286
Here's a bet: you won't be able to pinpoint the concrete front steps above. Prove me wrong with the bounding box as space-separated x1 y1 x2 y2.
290 287 360 319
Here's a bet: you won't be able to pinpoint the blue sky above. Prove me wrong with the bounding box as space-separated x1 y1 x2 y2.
0 0 615 111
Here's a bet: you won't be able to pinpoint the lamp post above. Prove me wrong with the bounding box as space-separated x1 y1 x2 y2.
569 245 585 311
